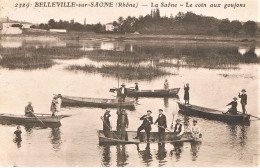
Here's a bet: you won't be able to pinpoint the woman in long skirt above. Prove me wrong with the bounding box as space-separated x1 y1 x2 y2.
184 83 190 104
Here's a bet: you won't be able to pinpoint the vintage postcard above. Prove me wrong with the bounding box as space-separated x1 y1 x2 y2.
0 0 259 167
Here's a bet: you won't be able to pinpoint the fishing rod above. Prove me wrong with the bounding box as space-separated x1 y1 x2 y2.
100 116 120 140
135 110 172 132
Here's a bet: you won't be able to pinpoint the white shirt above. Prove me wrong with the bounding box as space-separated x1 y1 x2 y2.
121 88 125 94
191 125 200 135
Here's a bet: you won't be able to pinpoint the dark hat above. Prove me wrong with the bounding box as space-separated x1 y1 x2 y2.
193 119 197 123
121 83 125 86
233 97 237 100
176 119 181 122
105 110 110 112
147 110 152 113
135 82 138 84
159 109 163 112
241 89 246 92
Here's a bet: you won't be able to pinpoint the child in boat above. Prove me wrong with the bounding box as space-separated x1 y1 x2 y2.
191 120 201 141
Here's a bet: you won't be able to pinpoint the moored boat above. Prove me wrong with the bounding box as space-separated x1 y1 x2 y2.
177 102 250 122
98 130 196 144
0 113 69 124
60 95 135 110
110 88 180 97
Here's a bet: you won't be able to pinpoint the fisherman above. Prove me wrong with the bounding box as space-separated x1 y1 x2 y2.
102 110 111 138
119 83 128 102
135 82 139 91
191 120 201 141
50 96 57 116
238 89 247 114
164 79 169 90
117 109 129 140
184 83 190 105
14 126 22 141
172 119 183 136
154 109 167 141
134 110 153 142
25 102 34 117
225 97 238 115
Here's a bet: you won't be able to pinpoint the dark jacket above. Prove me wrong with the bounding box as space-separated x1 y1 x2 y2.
135 85 139 91
140 115 153 129
238 93 247 105
103 112 111 128
119 87 128 97
154 114 167 128
117 111 129 128
227 101 238 114
173 123 182 134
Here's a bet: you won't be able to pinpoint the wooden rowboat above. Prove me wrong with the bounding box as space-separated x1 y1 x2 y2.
110 88 180 97
0 113 69 124
98 130 195 144
60 95 135 110
177 102 250 122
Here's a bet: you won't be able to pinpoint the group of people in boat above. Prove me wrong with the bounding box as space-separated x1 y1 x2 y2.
24 94 62 117
102 108 201 142
224 89 247 115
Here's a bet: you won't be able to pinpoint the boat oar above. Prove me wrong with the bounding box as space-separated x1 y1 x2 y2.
31 112 47 128
250 115 260 120
155 123 172 132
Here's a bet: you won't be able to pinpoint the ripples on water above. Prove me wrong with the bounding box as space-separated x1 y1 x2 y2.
0 37 259 166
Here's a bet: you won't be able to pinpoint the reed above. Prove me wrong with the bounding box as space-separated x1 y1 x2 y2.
66 64 172 80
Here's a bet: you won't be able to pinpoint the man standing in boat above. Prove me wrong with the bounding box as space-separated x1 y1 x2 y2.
225 97 238 115
184 83 190 105
102 110 111 138
164 79 169 90
50 96 57 116
154 109 167 141
56 94 62 114
25 102 34 117
238 89 247 114
117 109 129 140
135 82 139 91
134 110 153 142
118 83 128 102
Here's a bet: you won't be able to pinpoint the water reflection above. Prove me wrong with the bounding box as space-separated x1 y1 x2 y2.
227 124 249 147
101 144 111 167
190 142 201 161
156 143 167 166
49 127 62 150
170 142 184 161
137 143 153 166
116 145 129 167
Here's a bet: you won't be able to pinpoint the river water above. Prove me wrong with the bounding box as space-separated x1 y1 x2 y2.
0 36 259 166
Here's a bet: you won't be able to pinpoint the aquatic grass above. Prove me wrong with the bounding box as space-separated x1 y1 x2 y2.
0 56 54 69
66 64 173 80
0 47 86 69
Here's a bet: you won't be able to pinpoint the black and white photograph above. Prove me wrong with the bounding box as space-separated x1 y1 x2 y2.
0 0 259 167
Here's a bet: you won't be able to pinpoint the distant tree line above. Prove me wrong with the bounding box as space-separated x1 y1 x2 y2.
32 19 105 33
32 9 258 36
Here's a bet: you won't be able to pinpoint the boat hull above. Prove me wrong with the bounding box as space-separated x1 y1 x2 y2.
98 130 195 144
177 102 250 123
0 114 65 124
111 88 180 97
61 95 135 110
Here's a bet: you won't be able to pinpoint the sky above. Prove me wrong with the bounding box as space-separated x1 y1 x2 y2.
0 0 259 24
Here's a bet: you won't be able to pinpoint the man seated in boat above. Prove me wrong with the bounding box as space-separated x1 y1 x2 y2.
164 79 169 90
134 82 139 91
154 109 167 141
116 109 129 140
191 120 201 141
171 119 183 136
118 83 128 102
134 110 153 142
25 102 34 117
102 110 111 138
224 97 238 115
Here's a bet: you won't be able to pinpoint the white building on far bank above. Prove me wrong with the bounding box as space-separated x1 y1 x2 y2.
105 23 114 31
